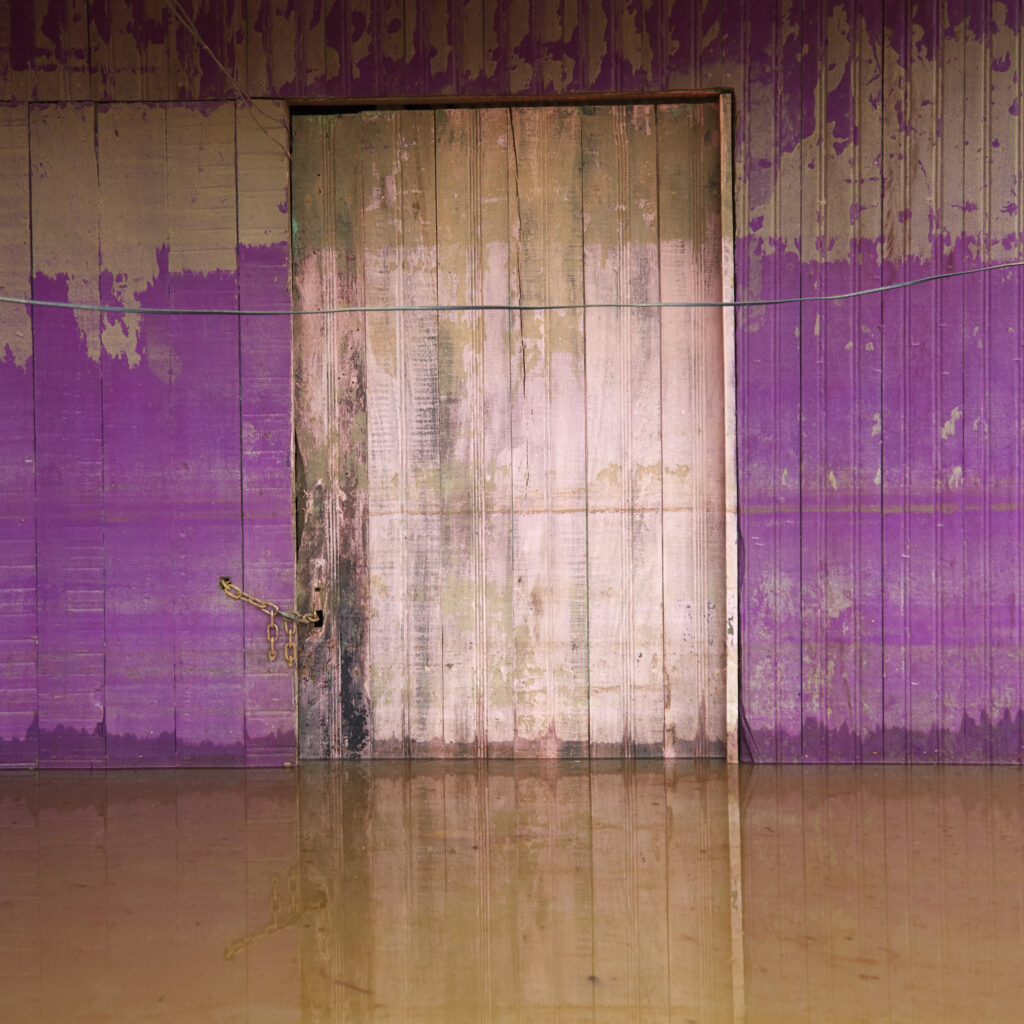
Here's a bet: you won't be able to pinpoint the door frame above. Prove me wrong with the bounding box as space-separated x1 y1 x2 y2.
289 91 739 761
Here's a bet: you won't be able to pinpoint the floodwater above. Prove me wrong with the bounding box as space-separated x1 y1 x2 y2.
1 762 1023 1023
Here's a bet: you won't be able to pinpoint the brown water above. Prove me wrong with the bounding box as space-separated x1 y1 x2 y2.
1 762 1022 1023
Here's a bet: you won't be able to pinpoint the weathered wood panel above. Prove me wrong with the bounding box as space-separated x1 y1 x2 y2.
1 99 297 768
12 2 1024 763
293 113 371 760
96 102 176 765
659 102 727 757
434 107 515 756
166 103 245 763
31 102 105 764
0 106 35 767
362 111 443 757
582 104 665 758
296 102 729 758
237 100 297 764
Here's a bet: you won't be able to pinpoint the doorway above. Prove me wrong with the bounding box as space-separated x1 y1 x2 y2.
291 101 735 759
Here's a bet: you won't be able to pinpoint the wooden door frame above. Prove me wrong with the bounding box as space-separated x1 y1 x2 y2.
289 92 739 761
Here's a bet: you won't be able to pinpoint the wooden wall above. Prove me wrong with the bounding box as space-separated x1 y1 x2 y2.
0 98 294 766
2 0 1024 762
291 104 730 760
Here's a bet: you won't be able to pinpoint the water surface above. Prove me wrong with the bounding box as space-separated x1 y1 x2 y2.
1 762 1021 1022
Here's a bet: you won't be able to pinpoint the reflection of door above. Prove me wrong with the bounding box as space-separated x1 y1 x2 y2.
292 102 733 760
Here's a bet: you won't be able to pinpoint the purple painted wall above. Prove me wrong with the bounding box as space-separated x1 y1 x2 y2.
1 0 1022 763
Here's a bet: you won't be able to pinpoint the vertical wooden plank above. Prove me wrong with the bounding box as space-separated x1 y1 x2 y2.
0 105 35 766
294 0 328 95
237 100 296 765
900 5 944 763
962 0 988 760
244 0 273 96
30 102 104 765
435 108 487 755
820 1 884 761
167 0 247 100
363 111 443 756
165 103 244 765
509 106 588 757
880 0 913 763
1 0 90 100
480 108 516 759
719 93 740 763
935 4 966 763
293 113 371 760
582 104 665 758
798 1 828 765
397 110 442 756
97 102 175 765
981 4 1024 762
433 108 515 758
452 0 487 90
363 111 409 757
89 0 170 101
734 0 803 763
853 0 885 762
659 102 727 758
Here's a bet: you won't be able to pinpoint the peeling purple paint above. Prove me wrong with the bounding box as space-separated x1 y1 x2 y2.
238 241 297 764
20 242 294 770
4 1 1024 765
33 273 105 765
0 348 36 766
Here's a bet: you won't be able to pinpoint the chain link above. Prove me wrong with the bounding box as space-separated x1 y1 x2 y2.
219 577 320 666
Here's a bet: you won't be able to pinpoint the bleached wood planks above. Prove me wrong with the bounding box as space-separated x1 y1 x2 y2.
295 102 729 759
361 111 444 756
435 107 515 755
658 102 727 757
508 106 589 757
293 113 372 758
582 104 665 757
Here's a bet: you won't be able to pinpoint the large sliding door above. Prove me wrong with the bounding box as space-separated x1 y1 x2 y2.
292 102 732 758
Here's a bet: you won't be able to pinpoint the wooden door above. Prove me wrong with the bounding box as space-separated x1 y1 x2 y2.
292 103 732 759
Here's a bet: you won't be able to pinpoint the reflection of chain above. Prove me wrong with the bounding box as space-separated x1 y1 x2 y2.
218 577 320 666
223 868 326 961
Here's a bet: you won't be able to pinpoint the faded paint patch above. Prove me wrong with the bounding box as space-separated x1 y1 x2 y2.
0 303 32 368
940 406 963 439
741 4 1023 263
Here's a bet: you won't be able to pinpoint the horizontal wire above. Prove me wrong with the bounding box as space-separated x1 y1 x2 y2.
2 259 1023 316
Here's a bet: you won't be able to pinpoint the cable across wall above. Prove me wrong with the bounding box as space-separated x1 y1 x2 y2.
2 260 1023 317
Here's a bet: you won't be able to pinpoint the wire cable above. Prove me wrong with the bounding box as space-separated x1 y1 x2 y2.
3 259 1023 317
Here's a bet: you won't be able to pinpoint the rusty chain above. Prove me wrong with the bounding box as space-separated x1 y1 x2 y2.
218 577 319 667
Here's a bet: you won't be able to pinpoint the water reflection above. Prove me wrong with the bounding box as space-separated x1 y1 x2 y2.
1 763 1023 1022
